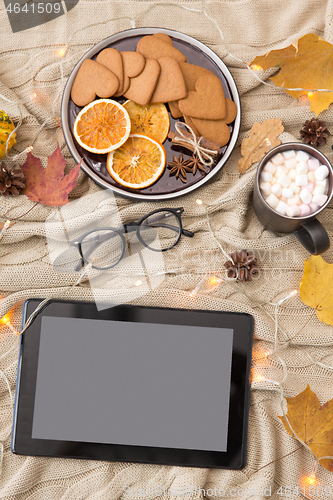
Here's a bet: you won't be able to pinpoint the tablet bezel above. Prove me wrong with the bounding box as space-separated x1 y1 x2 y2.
11 299 253 469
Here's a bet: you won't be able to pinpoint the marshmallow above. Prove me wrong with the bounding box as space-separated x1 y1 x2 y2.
300 189 312 205
296 161 308 175
296 151 310 162
283 150 296 159
263 161 277 174
261 171 273 182
266 193 279 209
312 193 328 206
308 158 320 170
282 187 294 198
289 182 300 194
314 165 329 181
275 200 288 215
307 171 315 183
271 153 285 165
285 158 297 169
288 195 301 206
288 169 296 180
309 202 319 213
299 204 311 216
313 185 326 195
276 165 288 178
277 173 292 188
305 183 314 193
295 174 308 187
260 182 271 197
286 205 301 217
316 178 328 189
271 184 282 197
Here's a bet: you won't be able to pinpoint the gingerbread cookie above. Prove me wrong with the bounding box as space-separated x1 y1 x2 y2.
178 73 226 120
191 117 230 147
96 48 124 94
71 59 119 107
136 35 186 63
223 98 237 124
124 58 161 105
150 56 187 103
168 100 183 119
114 51 146 96
152 33 173 46
179 62 210 91
183 115 200 137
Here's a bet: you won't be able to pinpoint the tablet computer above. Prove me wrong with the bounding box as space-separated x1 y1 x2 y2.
11 299 253 469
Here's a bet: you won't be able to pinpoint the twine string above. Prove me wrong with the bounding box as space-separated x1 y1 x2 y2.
173 121 217 166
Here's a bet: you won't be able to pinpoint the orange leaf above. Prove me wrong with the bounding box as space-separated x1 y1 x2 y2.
21 145 81 206
279 385 333 472
251 33 333 116
238 118 284 173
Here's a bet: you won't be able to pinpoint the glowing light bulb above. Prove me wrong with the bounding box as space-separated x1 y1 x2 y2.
208 276 219 286
307 91 315 97
301 473 318 488
253 373 264 382
55 46 68 58
264 138 271 146
135 280 142 287
196 199 203 205
189 290 197 298
250 64 262 71
1 314 10 326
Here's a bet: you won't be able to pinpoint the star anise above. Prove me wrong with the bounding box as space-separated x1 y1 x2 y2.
167 154 192 183
184 155 206 175
224 250 259 282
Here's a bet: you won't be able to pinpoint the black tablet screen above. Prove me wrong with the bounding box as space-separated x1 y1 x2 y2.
32 316 234 452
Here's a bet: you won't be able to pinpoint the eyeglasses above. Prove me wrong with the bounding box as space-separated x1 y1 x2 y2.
70 207 194 271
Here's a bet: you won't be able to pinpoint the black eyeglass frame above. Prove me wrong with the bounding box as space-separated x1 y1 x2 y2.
70 207 194 271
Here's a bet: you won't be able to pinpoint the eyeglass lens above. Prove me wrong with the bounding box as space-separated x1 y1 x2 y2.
139 211 181 251
81 229 124 269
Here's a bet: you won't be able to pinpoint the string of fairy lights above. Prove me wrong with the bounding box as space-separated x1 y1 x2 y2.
0 0 333 494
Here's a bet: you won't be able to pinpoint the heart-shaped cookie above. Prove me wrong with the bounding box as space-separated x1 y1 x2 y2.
178 73 226 120
124 58 161 105
168 100 183 119
114 51 146 96
136 35 186 63
96 48 124 94
71 59 119 107
179 62 211 91
150 56 187 103
191 116 230 147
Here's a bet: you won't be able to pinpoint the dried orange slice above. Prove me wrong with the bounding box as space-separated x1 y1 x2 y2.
107 134 166 189
123 100 170 144
73 99 131 154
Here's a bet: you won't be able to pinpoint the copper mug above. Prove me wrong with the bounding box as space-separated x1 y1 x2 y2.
253 143 333 255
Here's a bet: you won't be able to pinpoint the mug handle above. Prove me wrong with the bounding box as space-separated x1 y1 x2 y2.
294 218 330 255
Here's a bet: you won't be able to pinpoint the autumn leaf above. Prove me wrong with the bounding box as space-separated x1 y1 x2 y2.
279 385 333 472
250 33 333 116
300 255 333 325
21 144 81 206
238 118 284 173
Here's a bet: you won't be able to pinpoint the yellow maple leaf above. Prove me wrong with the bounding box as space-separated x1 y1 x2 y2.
279 385 333 472
300 255 333 325
251 33 333 116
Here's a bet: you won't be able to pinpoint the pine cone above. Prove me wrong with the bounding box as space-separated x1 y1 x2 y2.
0 162 25 196
300 118 330 147
224 250 259 282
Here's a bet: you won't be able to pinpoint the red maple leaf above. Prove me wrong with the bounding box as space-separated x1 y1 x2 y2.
21 144 81 206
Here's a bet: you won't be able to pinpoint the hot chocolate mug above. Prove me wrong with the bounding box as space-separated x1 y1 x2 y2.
253 143 333 255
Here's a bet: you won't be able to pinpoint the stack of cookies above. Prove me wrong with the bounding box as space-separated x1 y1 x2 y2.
71 33 237 147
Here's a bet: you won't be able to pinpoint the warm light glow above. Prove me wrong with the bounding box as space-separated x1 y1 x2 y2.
301 473 319 488
0 314 10 326
250 64 262 71
208 276 219 286
253 373 264 382
189 290 197 298
31 92 37 100
264 138 271 146
55 46 68 58
196 199 203 205
290 289 298 297
307 91 315 97
134 280 142 287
